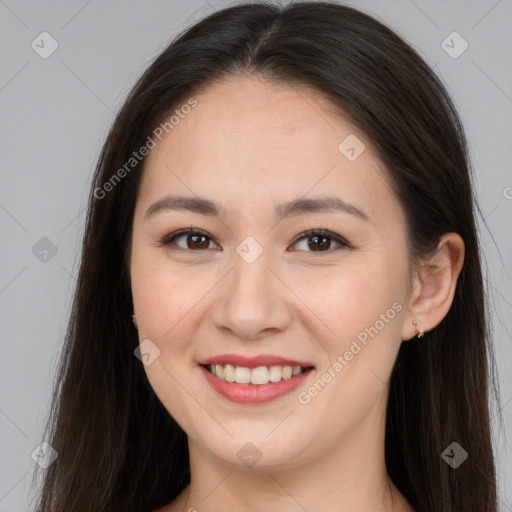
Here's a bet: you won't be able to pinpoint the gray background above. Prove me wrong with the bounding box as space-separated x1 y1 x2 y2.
0 0 511 510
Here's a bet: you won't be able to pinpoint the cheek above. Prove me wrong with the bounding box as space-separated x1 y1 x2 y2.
292 259 403 345
296 259 406 399
285 264 406 447
130 252 205 424
130 246 197 348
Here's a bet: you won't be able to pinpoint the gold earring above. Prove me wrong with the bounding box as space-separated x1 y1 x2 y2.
412 319 424 338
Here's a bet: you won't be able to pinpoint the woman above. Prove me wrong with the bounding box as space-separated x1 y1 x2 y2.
32 2 499 511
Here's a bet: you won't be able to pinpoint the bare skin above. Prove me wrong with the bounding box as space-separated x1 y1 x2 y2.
129 74 464 512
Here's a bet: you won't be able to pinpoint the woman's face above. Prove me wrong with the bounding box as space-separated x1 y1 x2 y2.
130 75 413 469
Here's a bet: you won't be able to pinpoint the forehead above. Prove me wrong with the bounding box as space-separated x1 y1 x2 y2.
137 75 400 226
169 75 358 159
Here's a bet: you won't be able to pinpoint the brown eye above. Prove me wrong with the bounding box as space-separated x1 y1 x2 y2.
186 233 210 250
161 229 219 251
307 235 331 251
291 229 350 252
160 228 350 254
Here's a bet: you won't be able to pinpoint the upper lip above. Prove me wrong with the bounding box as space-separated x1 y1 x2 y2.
197 354 314 369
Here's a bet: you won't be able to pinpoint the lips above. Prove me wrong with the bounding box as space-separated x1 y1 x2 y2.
200 365 314 404
197 354 315 404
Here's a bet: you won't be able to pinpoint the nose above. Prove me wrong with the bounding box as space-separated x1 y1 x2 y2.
210 254 293 341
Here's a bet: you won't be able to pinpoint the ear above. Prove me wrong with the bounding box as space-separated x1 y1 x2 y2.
402 233 465 341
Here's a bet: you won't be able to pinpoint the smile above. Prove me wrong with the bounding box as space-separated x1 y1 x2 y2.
199 364 315 404
204 363 312 385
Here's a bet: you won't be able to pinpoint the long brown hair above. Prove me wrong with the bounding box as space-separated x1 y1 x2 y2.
31 2 500 510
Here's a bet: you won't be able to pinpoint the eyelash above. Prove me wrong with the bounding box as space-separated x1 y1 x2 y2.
158 228 352 254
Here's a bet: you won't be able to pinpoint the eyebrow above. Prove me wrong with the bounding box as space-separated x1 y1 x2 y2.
144 195 369 222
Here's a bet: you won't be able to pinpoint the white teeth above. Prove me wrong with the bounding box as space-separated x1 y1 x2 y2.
207 363 306 385
269 365 282 382
224 364 235 382
215 364 224 379
251 366 269 385
282 366 292 379
234 366 251 384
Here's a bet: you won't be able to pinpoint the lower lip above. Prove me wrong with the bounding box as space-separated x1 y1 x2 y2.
200 365 314 404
